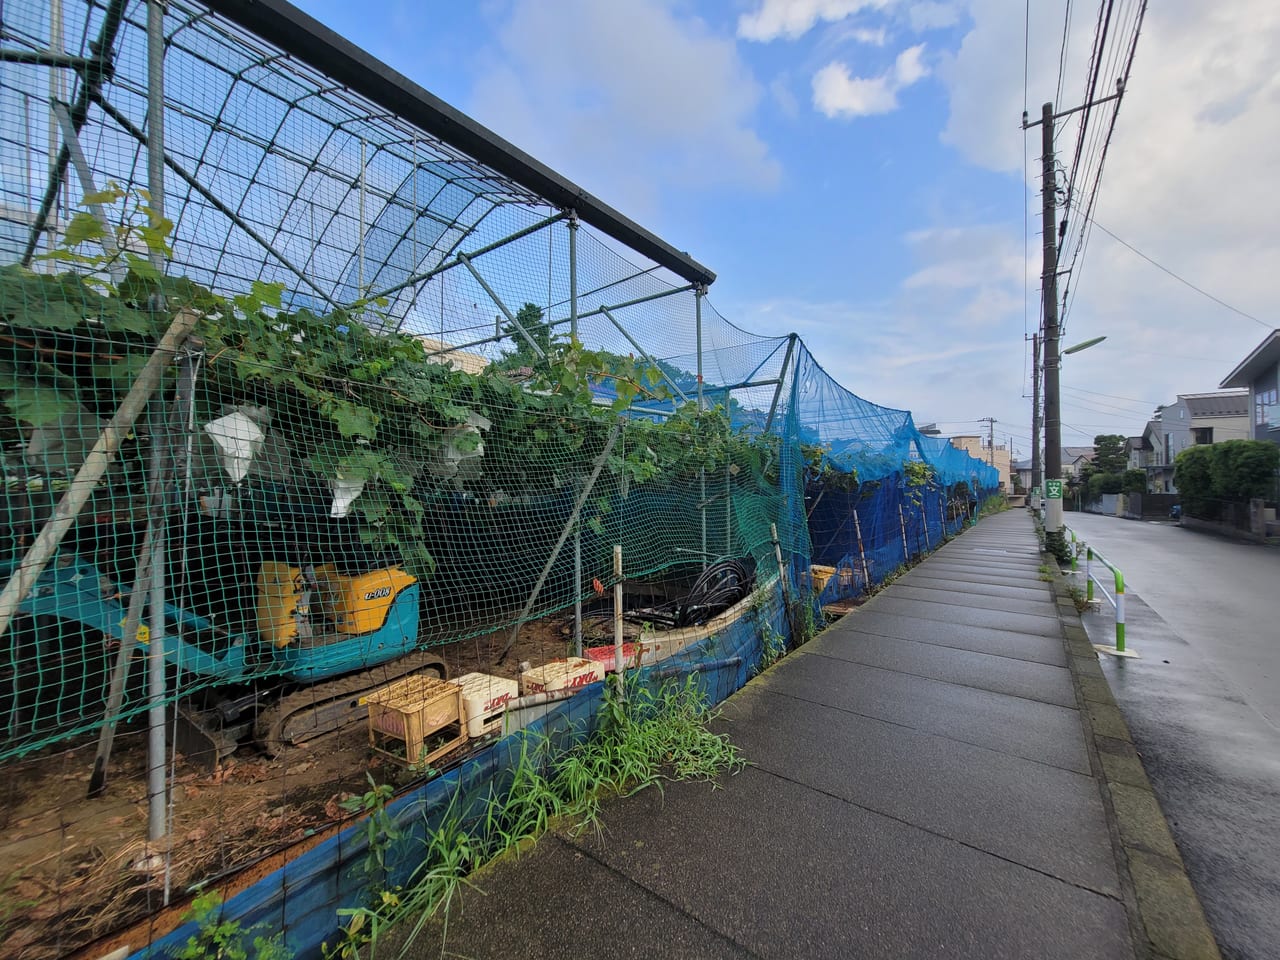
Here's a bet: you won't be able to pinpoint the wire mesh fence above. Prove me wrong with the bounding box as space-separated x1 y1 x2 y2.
0 0 1001 956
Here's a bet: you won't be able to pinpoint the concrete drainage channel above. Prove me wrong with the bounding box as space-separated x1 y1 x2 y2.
1047 560 1221 960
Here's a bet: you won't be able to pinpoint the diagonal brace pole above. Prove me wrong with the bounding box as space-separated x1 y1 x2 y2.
51 100 125 282
0 308 199 645
599 306 689 404
458 252 546 360
499 423 621 662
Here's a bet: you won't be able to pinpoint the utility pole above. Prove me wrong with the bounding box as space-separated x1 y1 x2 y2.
1031 333 1041 500
977 416 997 465
1039 101 1063 543
1024 84 1124 546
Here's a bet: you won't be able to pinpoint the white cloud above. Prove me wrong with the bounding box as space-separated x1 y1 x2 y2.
908 2 959 31
812 44 930 118
468 0 779 216
729 222 1029 435
849 26 889 45
738 0 896 43
931 0 1280 445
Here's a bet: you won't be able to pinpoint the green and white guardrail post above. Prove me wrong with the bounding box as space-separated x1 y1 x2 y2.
1068 529 1137 659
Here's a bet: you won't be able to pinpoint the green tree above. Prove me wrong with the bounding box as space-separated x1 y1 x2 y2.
500 302 556 366
1209 439 1280 502
1173 444 1215 517
1091 434 1128 476
1122 469 1147 494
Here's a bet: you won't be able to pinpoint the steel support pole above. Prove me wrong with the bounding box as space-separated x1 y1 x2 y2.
613 545 625 698
599 307 688 403
763 334 798 435
459 252 547 360
898 503 909 562
500 424 621 661
146 0 165 269
695 286 704 411
358 139 366 297
145 440 168 849
696 287 707 566
569 213 582 655
47 0 65 255
145 3 170 855
51 102 124 279
724 422 733 557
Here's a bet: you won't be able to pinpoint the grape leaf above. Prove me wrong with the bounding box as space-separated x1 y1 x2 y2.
6 384 79 426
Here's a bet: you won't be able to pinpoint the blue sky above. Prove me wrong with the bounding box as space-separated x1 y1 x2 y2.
292 0 1280 458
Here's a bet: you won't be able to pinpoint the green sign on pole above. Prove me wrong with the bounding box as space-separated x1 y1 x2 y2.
1046 479 1063 499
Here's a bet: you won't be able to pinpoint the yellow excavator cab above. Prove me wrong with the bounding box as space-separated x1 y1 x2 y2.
313 564 416 635
257 561 304 647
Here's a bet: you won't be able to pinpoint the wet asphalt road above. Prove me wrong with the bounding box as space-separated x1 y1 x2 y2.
1060 512 1280 960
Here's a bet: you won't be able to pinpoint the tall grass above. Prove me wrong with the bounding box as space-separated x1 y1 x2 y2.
326 673 743 959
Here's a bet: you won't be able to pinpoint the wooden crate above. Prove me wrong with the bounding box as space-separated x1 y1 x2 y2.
450 672 519 738
366 675 466 766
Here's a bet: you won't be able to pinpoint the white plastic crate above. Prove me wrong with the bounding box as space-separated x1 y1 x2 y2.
450 672 519 738
520 657 604 696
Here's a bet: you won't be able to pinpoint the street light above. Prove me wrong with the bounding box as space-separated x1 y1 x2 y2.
1044 334 1107 539
1063 335 1107 356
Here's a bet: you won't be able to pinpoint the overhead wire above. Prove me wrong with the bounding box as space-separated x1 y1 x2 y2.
1058 0 1149 332
1054 0 1075 109
1085 217 1271 330
1062 384 1163 407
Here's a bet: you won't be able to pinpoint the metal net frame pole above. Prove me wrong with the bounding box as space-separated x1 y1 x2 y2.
569 212 583 656
696 286 707 567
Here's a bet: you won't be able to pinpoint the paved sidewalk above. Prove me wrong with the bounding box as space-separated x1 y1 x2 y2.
394 513 1173 959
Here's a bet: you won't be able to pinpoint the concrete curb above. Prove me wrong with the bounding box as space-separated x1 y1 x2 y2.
1046 555 1222 960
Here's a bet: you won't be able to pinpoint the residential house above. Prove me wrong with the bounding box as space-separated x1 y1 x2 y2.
1124 436 1146 471
1012 458 1032 492
1220 329 1280 446
1140 413 1173 492
1061 446 1095 479
949 435 1012 491
1137 390 1250 493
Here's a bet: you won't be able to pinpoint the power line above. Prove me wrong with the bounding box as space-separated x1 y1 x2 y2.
1055 0 1075 109
1062 0 1147 319
1062 384 1162 406
1088 218 1271 330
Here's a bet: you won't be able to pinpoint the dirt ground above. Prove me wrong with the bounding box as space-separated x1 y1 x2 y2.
0 611 641 960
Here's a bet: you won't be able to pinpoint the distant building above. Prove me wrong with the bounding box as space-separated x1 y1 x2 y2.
950 435 1011 492
415 335 489 375
1220 329 1280 446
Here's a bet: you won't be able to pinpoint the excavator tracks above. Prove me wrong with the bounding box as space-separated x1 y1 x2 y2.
254 650 448 757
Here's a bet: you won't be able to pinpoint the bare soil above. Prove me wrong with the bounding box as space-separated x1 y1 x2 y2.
0 611 633 960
